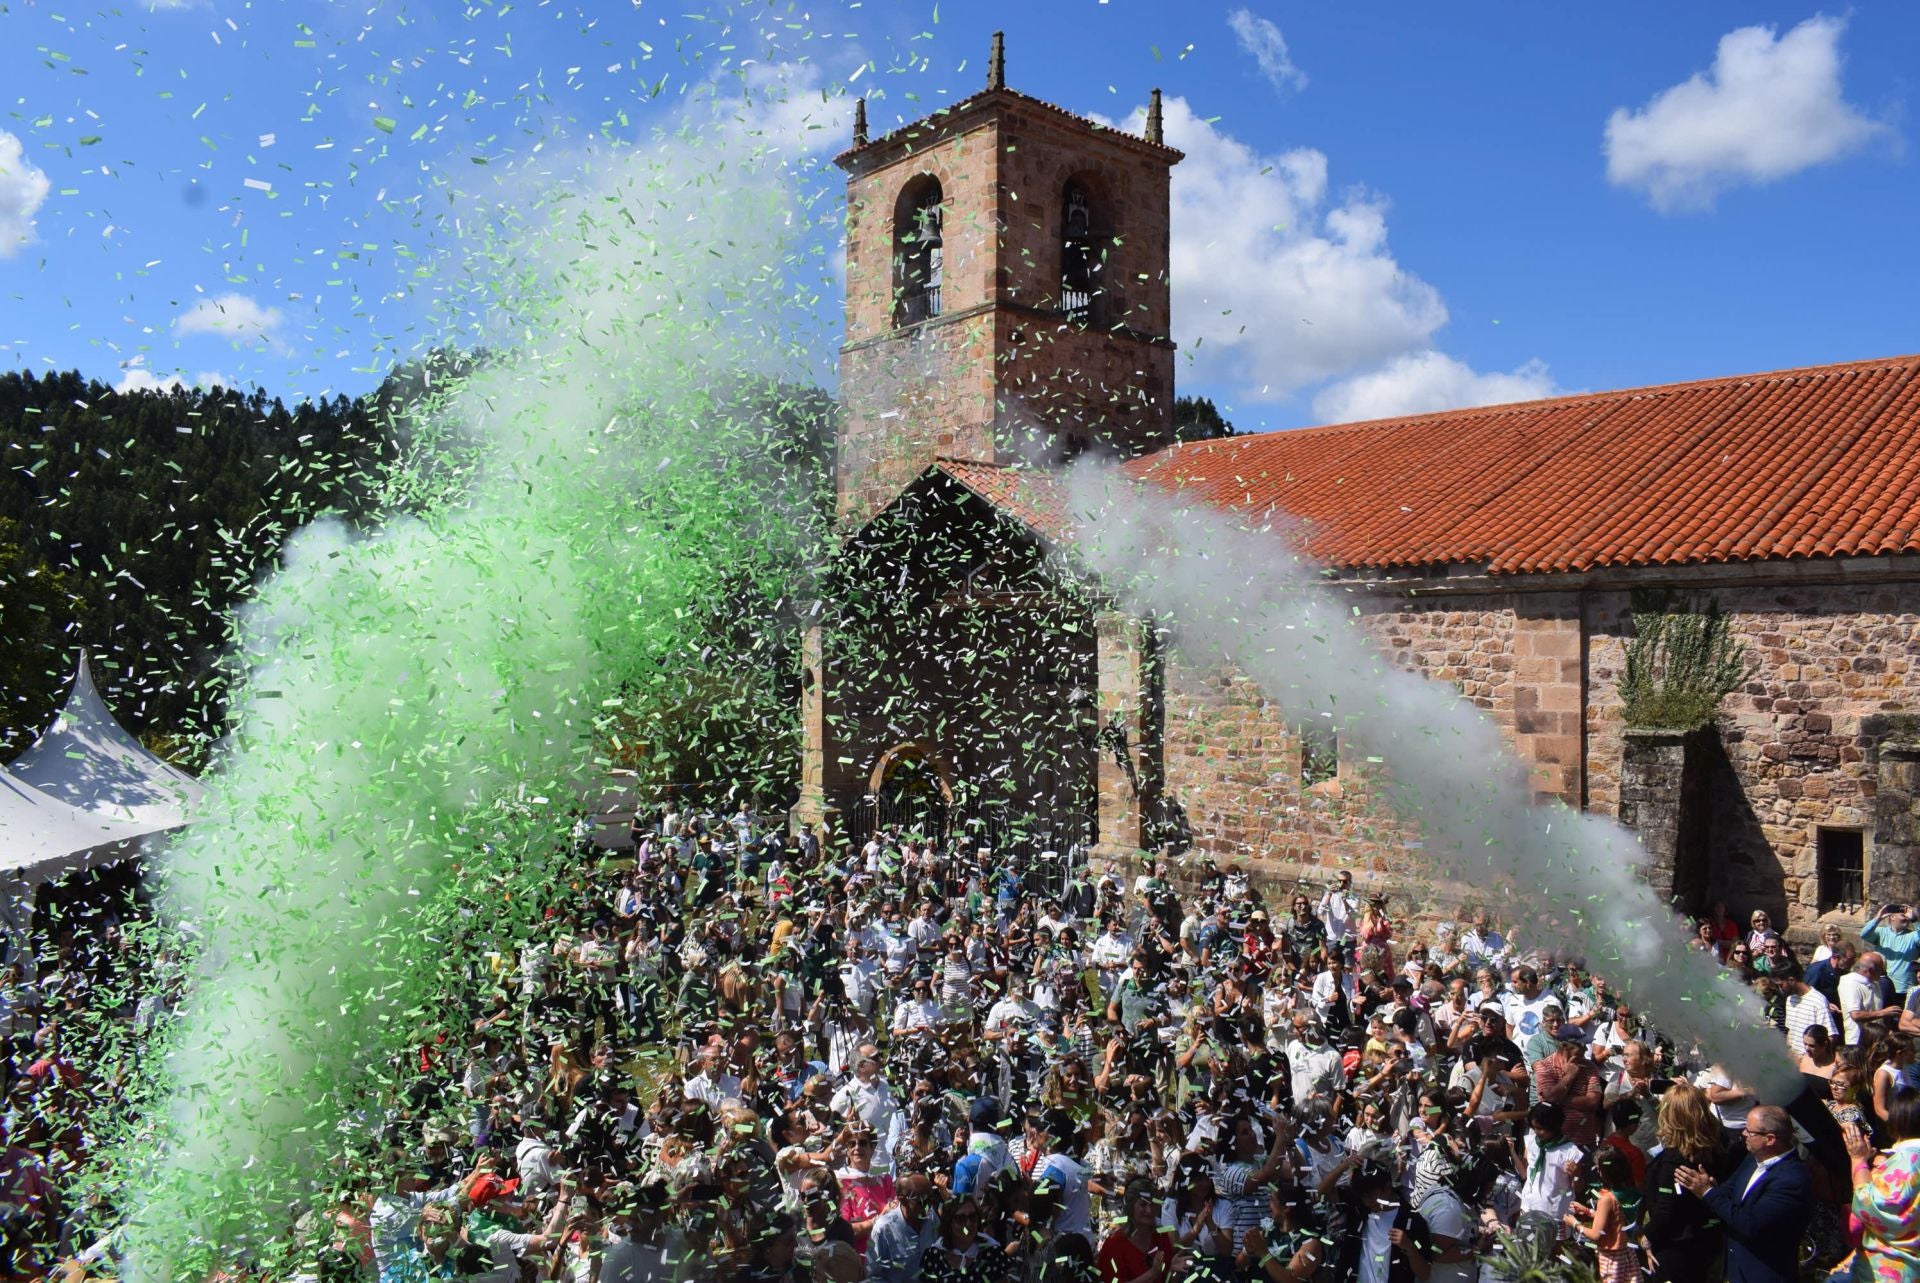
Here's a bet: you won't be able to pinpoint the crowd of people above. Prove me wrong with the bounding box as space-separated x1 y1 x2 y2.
12 808 1920 1282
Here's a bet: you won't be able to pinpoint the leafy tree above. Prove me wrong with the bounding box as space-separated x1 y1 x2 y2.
1172 394 1235 442
0 518 85 743
0 370 396 755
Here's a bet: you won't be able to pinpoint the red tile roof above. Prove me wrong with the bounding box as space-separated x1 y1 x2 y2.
1127 354 1920 575
934 354 1920 576
935 458 1077 546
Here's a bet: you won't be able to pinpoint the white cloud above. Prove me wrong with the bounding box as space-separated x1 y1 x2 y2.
1604 15 1886 212
720 62 852 158
1228 9 1307 94
0 131 52 258
1105 96 1446 403
175 292 284 348
1312 351 1561 423
114 361 230 394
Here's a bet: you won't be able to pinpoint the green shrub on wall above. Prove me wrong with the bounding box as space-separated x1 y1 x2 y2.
1618 595 1748 731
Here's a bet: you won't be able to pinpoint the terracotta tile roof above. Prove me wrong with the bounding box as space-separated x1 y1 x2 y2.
934 458 1077 545
1124 354 1920 575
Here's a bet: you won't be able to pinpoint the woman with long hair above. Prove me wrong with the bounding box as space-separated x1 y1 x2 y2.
1724 940 1755 982
1802 1023 1842 1080
1568 1146 1643 1283
1830 1061 1873 1132
1872 1034 1917 1125
829 1124 893 1255
1357 894 1395 975
1084 1106 1152 1229
1095 1179 1175 1283
1640 1080 1732 1283
1237 1182 1324 1281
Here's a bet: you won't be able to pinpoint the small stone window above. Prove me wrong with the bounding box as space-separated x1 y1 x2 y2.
894 177 944 326
1300 719 1339 788
1817 827 1866 912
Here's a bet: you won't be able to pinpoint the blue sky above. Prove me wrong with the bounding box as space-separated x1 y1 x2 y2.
0 1 1912 433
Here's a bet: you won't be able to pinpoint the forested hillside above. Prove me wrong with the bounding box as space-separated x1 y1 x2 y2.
0 368 836 791
0 371 396 757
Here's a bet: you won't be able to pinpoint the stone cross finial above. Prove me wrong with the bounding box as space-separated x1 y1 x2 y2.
1146 88 1164 145
853 97 868 146
989 31 1006 90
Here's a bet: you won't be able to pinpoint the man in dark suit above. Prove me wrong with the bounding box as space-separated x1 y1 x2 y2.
1674 1104 1811 1283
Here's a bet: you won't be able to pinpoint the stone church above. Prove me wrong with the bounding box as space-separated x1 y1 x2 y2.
795 38 1920 943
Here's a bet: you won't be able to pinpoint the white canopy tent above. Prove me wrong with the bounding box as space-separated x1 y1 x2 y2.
0 655 202 971
0 766 152 882
10 653 203 829
0 766 156 974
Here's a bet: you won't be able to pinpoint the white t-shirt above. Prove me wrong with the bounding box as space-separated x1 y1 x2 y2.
1299 1135 1349 1192
1693 1066 1754 1130
1311 970 1359 1012
1839 971 1880 1045
1092 931 1133 973
1159 1198 1235 1256
881 930 918 975
1320 890 1357 941
985 998 1040 1040
1519 1134 1581 1220
1503 992 1562 1042
1358 1208 1397 1283
1786 989 1839 1055
1287 1039 1346 1110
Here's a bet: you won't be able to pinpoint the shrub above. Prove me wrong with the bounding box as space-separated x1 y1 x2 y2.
1618 597 1747 731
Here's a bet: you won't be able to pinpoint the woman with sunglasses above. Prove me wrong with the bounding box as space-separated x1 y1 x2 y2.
921 1194 1000 1283
1724 942 1755 982
830 1124 893 1255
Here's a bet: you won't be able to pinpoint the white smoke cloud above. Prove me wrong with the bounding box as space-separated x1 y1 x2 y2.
721 60 854 158
1605 15 1887 212
1064 458 1800 1097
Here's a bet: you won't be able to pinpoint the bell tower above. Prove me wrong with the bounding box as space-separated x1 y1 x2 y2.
833 33 1183 525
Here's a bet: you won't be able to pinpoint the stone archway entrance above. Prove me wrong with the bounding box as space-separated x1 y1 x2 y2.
861 741 955 842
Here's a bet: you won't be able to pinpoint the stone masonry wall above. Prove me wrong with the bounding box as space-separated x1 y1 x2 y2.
1157 594 1523 904
838 314 1000 526
1585 581 1920 938
837 102 1178 524
1150 574 1920 938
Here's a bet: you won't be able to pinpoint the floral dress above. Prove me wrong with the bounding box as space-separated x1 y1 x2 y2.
1852 1138 1920 1283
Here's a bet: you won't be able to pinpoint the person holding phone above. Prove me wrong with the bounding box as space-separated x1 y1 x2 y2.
1864 902 1920 996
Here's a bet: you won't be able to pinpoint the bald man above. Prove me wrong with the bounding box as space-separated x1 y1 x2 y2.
1674 1105 1811 1283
